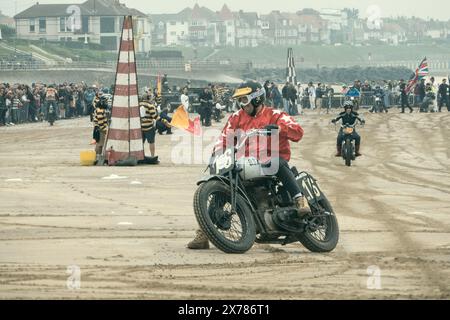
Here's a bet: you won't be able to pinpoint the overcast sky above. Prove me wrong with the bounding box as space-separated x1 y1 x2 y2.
2 0 450 20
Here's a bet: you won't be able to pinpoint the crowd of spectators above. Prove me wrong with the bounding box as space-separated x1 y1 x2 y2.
0 82 112 126
261 77 450 115
2 76 448 127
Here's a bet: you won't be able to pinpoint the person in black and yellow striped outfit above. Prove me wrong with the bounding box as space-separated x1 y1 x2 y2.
93 96 109 161
90 91 103 122
140 93 159 158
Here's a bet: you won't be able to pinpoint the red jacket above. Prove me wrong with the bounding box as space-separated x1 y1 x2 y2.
214 106 304 162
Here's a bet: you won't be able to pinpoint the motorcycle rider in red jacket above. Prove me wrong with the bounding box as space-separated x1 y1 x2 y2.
188 81 311 250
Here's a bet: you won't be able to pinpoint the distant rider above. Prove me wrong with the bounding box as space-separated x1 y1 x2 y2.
331 101 365 157
371 85 388 113
345 85 361 110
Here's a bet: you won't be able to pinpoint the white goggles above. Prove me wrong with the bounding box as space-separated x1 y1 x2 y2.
235 88 266 108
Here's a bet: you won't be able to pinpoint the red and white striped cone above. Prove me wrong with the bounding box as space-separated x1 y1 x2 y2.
104 16 145 162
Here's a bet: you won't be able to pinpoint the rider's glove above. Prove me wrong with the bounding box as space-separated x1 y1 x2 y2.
264 124 279 136
265 124 279 131
331 119 337 124
361 120 366 125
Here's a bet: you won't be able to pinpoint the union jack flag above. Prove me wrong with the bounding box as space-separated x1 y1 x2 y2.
405 57 429 93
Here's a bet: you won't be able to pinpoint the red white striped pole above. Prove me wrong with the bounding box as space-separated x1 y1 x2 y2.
104 16 145 161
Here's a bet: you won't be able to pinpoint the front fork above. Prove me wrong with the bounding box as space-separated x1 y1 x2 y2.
228 170 239 213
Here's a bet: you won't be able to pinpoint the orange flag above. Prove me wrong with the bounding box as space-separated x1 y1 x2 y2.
170 106 202 136
186 117 201 136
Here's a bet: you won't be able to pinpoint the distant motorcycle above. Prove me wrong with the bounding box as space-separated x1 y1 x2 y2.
48 105 56 126
370 95 386 113
193 129 339 254
420 92 436 113
339 123 364 167
343 96 359 111
350 96 359 111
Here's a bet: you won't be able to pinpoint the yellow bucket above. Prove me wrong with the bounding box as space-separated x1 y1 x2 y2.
80 150 96 166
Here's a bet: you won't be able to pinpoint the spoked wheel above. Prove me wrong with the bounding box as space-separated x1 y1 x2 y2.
297 198 339 253
193 180 256 254
344 139 352 167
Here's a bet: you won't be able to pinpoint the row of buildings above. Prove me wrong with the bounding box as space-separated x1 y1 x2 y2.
8 1 450 52
152 6 340 48
152 5 450 47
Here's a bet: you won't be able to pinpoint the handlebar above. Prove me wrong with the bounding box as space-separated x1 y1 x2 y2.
341 121 365 128
235 129 272 150
340 123 357 128
206 128 272 172
331 121 365 131
207 129 272 165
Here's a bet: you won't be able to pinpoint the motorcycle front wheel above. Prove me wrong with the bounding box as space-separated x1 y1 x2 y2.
193 180 256 254
344 139 352 167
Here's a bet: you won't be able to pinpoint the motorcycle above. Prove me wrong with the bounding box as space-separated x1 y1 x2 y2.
193 129 339 254
48 105 56 126
420 92 436 113
339 123 363 167
343 96 359 111
370 95 386 113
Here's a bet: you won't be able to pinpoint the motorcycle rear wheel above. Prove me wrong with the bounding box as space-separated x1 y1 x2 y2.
297 197 339 253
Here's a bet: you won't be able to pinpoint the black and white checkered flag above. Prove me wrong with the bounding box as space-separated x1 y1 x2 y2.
286 48 297 85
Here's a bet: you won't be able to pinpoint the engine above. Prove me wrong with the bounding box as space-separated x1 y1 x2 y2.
270 207 304 233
